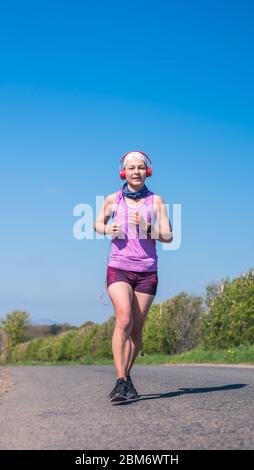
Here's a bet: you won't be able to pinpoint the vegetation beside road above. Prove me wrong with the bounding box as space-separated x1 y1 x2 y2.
1 270 254 366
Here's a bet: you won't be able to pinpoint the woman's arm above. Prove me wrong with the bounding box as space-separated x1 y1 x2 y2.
151 195 173 243
93 193 121 235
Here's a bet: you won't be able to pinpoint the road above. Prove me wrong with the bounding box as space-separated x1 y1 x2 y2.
0 364 253 450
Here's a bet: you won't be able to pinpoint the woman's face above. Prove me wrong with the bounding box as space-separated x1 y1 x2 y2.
125 158 147 188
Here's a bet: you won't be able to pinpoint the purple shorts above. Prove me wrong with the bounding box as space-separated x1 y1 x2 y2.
107 266 158 296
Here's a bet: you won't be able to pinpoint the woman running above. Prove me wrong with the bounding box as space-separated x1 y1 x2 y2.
94 151 173 402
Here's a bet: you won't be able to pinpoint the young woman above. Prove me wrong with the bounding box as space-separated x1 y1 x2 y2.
94 151 173 402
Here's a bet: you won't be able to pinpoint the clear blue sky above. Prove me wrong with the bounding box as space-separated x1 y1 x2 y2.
0 0 253 326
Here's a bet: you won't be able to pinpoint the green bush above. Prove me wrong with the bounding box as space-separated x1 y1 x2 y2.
9 269 254 363
10 317 115 362
142 293 204 355
201 270 254 349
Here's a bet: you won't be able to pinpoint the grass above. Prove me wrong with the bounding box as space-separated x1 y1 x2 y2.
3 344 254 366
153 344 254 365
4 357 115 366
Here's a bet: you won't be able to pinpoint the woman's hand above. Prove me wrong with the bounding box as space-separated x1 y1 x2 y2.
105 223 122 236
128 211 141 226
128 211 149 232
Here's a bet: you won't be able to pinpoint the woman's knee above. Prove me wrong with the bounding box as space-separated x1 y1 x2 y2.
115 311 133 335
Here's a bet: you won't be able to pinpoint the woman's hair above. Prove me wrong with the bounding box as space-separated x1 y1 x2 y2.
123 151 148 168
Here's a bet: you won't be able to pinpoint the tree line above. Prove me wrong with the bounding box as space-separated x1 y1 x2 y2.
0 269 253 363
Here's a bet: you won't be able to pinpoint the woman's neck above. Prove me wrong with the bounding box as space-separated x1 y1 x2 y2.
127 182 144 192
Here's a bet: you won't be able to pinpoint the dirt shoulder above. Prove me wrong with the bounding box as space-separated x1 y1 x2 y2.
0 367 15 397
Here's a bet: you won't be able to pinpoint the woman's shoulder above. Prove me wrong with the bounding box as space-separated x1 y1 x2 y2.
105 192 120 213
106 191 118 203
151 194 167 216
151 194 165 204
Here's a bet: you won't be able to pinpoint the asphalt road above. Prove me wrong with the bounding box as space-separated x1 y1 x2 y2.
0 364 253 450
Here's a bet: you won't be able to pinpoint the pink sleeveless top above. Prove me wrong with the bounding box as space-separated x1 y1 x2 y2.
107 189 158 272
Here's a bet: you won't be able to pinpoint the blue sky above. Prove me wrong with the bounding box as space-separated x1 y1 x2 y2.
0 0 253 326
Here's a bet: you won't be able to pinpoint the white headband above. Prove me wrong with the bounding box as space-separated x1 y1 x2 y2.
123 152 147 168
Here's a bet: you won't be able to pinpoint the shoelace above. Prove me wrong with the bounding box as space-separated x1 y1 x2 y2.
109 378 127 396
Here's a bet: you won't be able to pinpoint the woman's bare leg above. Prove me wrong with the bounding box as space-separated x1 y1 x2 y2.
126 290 155 375
107 281 134 379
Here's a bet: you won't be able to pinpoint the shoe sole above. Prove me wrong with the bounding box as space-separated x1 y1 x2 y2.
111 394 140 404
110 394 128 403
111 397 140 405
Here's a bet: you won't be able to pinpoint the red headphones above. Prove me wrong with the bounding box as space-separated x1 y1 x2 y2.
119 151 153 180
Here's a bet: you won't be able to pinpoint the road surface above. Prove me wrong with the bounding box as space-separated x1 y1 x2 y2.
0 364 253 449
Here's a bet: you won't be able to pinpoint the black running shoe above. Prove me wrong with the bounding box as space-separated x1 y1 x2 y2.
109 378 129 402
126 375 139 399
